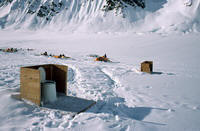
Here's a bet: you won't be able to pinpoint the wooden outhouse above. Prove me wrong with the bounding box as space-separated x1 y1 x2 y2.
20 64 68 106
141 61 153 73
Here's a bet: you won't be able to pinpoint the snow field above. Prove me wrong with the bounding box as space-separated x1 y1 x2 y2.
0 31 200 130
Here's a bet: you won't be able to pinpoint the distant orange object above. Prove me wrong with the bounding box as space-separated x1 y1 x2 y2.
95 57 109 62
53 55 60 58
95 54 110 62
52 54 70 59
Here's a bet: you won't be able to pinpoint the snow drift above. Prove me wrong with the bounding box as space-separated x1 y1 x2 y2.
0 0 200 33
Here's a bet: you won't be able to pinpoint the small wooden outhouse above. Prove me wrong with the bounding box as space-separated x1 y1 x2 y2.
20 64 68 106
141 61 153 73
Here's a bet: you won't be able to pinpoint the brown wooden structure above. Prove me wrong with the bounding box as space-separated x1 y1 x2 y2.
141 61 153 73
20 64 68 106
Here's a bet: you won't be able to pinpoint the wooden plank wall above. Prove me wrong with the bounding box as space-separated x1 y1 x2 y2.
141 61 153 73
20 67 41 105
20 64 68 106
53 65 68 95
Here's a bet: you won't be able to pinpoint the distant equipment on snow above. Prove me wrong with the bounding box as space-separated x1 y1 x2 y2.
95 54 111 62
0 48 18 53
41 51 71 59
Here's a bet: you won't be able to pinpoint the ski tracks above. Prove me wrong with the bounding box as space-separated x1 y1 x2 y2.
65 62 152 130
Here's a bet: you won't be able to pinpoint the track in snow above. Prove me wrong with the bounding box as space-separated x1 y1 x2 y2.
0 49 175 130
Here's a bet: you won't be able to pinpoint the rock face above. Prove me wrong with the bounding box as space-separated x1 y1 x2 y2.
29 0 64 21
0 0 13 7
103 0 145 11
26 0 145 20
0 0 145 29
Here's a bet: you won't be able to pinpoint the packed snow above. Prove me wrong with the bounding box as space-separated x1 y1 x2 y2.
0 0 200 131
0 31 200 131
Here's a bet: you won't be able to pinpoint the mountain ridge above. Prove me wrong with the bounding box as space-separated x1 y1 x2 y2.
0 0 200 33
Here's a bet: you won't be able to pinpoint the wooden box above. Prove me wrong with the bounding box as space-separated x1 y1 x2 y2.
141 61 153 73
20 64 68 106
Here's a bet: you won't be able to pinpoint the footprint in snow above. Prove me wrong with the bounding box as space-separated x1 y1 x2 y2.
67 121 78 128
120 125 129 131
0 67 7 71
109 123 120 128
145 86 152 89
32 122 39 126
0 80 6 86
0 75 5 80
163 94 168 97
45 121 61 128
167 108 175 112
29 126 43 131
59 122 69 128
192 106 200 110
86 116 97 120
4 77 15 82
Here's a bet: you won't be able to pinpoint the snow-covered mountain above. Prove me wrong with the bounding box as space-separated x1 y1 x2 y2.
0 0 200 33
0 0 144 31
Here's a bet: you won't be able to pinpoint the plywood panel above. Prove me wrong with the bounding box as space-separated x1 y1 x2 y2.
141 61 153 73
53 65 68 95
41 65 53 80
20 67 41 105
20 64 68 106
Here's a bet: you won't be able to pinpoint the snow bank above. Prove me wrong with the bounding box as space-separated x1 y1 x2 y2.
138 0 200 33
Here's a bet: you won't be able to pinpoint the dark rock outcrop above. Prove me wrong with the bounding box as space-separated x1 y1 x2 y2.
103 0 145 11
0 0 13 7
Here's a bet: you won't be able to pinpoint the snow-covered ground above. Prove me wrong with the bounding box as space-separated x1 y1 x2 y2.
0 30 200 131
